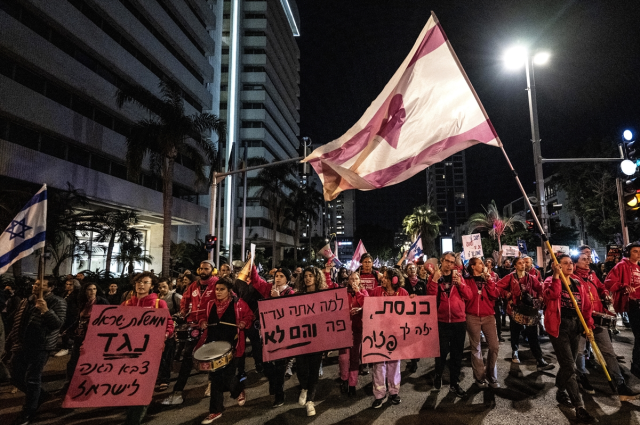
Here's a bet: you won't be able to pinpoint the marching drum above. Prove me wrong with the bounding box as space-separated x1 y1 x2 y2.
512 304 540 326
592 311 617 329
175 323 202 342
193 341 233 372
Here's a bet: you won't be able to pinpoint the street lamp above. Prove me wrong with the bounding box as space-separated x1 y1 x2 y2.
504 46 551 241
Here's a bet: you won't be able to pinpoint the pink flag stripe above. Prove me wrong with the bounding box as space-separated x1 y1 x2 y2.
309 24 448 167
314 119 496 197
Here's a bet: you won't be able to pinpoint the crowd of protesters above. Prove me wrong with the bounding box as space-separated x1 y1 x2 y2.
2 242 640 424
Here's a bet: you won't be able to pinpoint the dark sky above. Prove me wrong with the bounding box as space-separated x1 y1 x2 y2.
295 0 640 232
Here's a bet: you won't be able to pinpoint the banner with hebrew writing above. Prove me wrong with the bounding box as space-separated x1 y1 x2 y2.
62 305 169 408
361 295 440 362
258 288 352 361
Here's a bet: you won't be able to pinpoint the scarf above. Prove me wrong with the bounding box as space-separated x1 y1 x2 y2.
214 297 232 319
574 267 590 280
408 276 418 287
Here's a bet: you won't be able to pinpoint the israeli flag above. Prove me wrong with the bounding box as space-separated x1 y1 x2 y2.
373 257 381 268
407 234 424 260
0 184 47 275
592 250 600 264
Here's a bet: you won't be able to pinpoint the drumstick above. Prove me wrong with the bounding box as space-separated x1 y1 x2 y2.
203 321 238 328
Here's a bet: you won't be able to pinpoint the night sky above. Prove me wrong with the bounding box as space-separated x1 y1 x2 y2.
295 0 640 233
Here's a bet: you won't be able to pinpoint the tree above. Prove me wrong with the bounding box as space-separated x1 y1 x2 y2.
248 158 298 268
286 180 325 263
402 205 442 256
114 227 153 277
116 80 225 277
465 200 526 251
94 210 139 276
553 136 640 245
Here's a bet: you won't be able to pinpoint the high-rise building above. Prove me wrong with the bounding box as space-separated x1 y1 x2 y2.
219 0 301 261
425 152 469 236
0 0 223 274
326 190 356 260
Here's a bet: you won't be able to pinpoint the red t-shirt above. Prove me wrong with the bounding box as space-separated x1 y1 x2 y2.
359 272 380 292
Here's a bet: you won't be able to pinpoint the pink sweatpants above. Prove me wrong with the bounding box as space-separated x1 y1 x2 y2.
371 360 401 399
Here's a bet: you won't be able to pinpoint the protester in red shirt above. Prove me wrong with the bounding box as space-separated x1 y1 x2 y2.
358 253 381 292
338 272 368 397
543 254 596 424
464 257 500 389
427 251 472 397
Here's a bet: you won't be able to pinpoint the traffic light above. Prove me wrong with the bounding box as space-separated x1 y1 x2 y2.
301 137 311 176
624 178 640 210
204 234 217 251
525 208 535 232
621 130 638 176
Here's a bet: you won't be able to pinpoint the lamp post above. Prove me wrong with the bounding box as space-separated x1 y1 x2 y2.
505 47 551 257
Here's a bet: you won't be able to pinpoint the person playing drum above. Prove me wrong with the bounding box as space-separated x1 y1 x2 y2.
497 257 554 370
573 253 639 400
197 276 254 424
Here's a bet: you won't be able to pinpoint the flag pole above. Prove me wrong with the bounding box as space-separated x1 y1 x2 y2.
499 145 615 392
38 245 45 299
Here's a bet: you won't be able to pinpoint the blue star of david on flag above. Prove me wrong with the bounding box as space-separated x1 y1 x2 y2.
517 239 527 254
0 184 47 275
407 234 424 261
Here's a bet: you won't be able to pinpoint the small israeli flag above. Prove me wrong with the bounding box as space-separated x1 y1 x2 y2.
407 234 424 260
0 184 47 275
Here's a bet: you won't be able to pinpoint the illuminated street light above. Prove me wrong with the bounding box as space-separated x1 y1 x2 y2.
621 159 637 176
533 52 550 65
624 130 634 141
503 46 527 69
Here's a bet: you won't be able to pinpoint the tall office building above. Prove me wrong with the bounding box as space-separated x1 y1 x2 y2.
425 152 469 236
220 0 301 260
326 190 356 260
0 0 223 274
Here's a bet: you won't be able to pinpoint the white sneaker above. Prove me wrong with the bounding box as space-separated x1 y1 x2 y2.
54 349 69 357
205 382 211 397
298 389 308 405
285 367 293 377
161 391 184 405
306 401 316 416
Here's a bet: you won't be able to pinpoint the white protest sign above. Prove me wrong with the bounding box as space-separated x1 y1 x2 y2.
501 245 520 257
462 233 483 259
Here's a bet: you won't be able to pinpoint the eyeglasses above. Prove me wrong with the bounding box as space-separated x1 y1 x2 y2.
137 280 153 285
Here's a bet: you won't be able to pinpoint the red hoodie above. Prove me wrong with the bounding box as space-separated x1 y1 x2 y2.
122 293 174 337
181 276 218 322
464 275 499 317
604 258 640 313
575 267 609 314
427 275 472 323
348 289 368 331
543 276 594 338
497 272 543 316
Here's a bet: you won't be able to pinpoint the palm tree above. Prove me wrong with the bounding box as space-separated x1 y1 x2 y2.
116 80 225 277
114 227 153 277
94 210 139 276
402 205 442 257
248 157 298 268
286 180 325 263
465 200 527 251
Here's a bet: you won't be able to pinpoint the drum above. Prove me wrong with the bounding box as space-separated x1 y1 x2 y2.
592 311 616 328
175 323 202 342
193 341 233 372
512 304 540 326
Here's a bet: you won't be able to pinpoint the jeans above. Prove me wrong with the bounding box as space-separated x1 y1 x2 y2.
494 300 503 338
434 321 466 385
296 352 323 401
209 358 242 414
549 316 584 408
173 339 198 392
158 338 176 385
10 349 50 415
576 326 624 385
246 319 263 366
510 319 543 360
466 314 500 383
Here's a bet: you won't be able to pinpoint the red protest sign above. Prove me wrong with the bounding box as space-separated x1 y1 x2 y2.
361 295 440 362
63 305 169 408
258 288 352 361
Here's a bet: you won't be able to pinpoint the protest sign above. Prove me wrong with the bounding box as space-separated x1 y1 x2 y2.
501 245 520 257
63 305 169 408
361 295 439 362
462 233 483 259
258 288 352 361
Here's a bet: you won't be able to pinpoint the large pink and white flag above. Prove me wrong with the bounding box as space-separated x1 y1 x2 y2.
349 240 367 271
303 12 501 201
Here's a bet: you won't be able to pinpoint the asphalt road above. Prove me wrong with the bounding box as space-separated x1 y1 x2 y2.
2 319 640 425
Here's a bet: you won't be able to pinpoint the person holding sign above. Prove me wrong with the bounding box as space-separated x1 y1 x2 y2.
120 272 174 425
197 276 254 424
464 257 501 389
369 267 409 408
544 255 596 424
427 252 472 398
339 272 368 396
293 267 328 417
7 277 66 425
497 257 553 370
400 258 426 373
